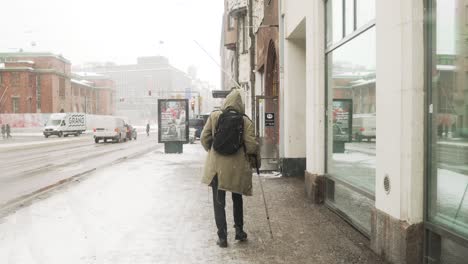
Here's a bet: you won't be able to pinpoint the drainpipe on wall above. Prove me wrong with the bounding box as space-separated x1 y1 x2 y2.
248 0 256 119
278 0 285 158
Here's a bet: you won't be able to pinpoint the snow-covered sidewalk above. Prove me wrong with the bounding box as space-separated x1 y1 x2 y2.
0 143 385 264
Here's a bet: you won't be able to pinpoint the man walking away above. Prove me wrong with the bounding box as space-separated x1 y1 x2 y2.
146 123 150 136
6 124 11 138
1 124 5 139
201 89 260 248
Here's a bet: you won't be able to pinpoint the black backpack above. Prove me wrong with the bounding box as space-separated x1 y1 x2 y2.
213 109 246 155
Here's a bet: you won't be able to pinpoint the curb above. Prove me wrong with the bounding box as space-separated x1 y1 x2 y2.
0 145 159 218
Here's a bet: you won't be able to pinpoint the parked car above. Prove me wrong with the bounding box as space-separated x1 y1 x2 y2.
125 124 137 141
43 113 86 138
189 118 205 139
93 117 127 143
352 114 376 142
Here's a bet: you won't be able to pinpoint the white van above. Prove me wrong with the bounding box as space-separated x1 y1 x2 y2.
93 117 127 143
43 113 86 138
352 114 376 142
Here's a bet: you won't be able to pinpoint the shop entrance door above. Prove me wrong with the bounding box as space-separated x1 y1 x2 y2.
256 96 279 171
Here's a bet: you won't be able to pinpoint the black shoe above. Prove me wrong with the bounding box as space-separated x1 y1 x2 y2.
235 226 248 241
217 238 228 248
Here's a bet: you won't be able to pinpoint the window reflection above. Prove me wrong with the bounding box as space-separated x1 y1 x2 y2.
327 0 375 46
429 0 468 239
345 0 355 35
326 27 376 233
328 27 376 194
356 0 375 28
327 0 343 45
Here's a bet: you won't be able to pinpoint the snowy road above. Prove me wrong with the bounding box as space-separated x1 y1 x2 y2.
0 143 386 264
0 134 160 210
0 144 209 264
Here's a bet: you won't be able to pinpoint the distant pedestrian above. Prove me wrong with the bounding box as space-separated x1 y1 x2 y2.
1 124 5 139
6 124 11 138
146 123 150 136
201 89 260 248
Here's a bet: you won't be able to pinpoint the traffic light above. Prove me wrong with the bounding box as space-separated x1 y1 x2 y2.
119 97 125 102
148 90 152 96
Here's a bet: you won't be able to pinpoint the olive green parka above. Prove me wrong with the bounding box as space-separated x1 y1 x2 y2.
201 90 259 196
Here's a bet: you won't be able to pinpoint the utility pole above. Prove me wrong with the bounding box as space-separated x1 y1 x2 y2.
248 0 256 119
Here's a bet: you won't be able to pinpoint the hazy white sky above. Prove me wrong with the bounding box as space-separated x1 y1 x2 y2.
0 0 223 89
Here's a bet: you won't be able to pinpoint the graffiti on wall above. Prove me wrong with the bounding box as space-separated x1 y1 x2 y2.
0 114 51 128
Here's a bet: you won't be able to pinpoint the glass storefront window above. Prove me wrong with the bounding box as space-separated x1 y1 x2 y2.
356 0 375 28
327 0 344 45
327 0 375 47
428 0 468 240
441 237 468 264
345 0 355 35
326 26 376 234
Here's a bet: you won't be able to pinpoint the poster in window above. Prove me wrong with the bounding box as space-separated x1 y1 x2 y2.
158 99 189 143
332 99 353 142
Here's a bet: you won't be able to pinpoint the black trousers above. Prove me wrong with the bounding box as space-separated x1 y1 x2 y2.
211 176 243 239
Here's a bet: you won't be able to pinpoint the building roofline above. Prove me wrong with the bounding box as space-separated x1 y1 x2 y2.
0 52 71 64
0 66 71 79
0 67 35 72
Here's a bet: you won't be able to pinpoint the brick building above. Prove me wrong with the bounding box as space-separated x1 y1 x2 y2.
71 73 116 115
0 52 115 115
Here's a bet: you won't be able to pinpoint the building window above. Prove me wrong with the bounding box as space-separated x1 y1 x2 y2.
326 0 375 47
228 14 235 30
59 77 65 98
11 72 21 89
73 86 79 96
356 0 375 29
12 97 20 113
95 90 100 114
325 1 376 235
36 75 41 111
427 0 468 256
241 15 248 53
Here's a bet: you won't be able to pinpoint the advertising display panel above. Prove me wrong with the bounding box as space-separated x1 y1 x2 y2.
332 99 353 142
158 99 189 143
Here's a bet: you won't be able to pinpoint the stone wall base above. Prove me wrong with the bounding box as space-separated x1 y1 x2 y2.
304 171 325 204
280 158 306 177
371 208 424 264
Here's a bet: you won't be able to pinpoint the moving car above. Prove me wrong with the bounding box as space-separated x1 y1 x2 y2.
125 124 137 141
93 117 127 143
43 113 86 138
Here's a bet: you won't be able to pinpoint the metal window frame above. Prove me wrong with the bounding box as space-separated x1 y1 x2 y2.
423 0 468 259
324 198 371 237
326 0 374 51
326 19 375 54
323 0 377 237
326 174 375 200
